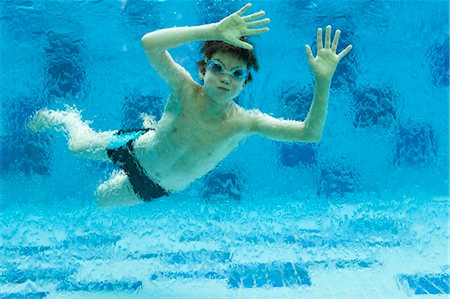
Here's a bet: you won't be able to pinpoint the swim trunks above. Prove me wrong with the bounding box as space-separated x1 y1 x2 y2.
106 128 169 201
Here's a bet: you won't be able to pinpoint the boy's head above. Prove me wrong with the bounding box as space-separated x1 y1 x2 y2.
197 37 259 86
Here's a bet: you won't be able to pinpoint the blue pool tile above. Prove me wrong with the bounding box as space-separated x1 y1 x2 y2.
281 262 297 286
122 0 162 29
317 164 360 197
279 85 313 121
204 271 226 279
1 265 76 284
63 233 121 248
139 252 159 259
353 85 397 129
202 170 244 201
19 246 52 256
293 263 311 285
394 124 438 167
428 37 449 87
349 217 400 235
398 273 449 295
0 96 53 176
254 263 268 288
165 272 195 279
45 31 86 98
150 273 158 280
150 270 225 281
122 94 163 129
150 271 196 281
283 234 324 248
241 271 255 288
0 293 48 299
167 250 230 264
267 262 283 287
307 258 381 270
140 250 232 264
57 280 143 292
0 133 52 176
279 143 318 168
227 267 245 288
335 259 374 269
198 1 243 24
226 262 311 289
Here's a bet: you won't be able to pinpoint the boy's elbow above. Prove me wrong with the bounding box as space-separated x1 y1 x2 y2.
141 32 160 50
305 136 322 142
312 135 322 142
302 131 322 142
141 34 153 49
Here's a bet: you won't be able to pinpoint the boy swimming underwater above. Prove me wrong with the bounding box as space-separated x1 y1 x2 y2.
28 3 352 207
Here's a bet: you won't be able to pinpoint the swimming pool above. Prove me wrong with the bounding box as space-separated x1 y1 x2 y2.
1 0 448 298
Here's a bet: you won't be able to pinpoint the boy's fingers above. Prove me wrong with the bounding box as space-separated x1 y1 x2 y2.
325 25 331 48
236 3 252 16
246 27 270 35
239 42 253 50
331 30 341 52
305 45 314 63
246 18 270 28
242 11 265 21
337 44 353 60
317 28 323 50
230 40 253 50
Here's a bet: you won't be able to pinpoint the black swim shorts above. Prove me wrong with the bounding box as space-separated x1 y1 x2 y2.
106 129 169 201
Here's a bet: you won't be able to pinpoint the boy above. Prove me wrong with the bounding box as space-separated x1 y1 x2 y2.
28 3 352 207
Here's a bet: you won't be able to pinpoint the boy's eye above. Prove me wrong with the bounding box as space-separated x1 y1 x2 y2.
233 69 244 77
207 60 224 73
206 59 249 81
211 63 223 73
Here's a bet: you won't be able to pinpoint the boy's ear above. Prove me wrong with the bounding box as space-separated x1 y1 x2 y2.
198 69 205 81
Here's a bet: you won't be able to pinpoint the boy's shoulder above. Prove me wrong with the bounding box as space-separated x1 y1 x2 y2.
236 105 263 118
232 105 265 132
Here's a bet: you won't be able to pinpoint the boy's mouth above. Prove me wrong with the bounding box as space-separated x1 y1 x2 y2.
217 86 230 91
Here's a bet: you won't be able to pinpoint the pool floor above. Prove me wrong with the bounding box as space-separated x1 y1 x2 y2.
1 195 448 298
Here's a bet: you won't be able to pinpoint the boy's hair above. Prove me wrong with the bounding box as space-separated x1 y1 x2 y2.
197 37 259 85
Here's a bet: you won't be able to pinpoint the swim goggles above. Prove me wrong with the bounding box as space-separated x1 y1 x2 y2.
205 59 249 81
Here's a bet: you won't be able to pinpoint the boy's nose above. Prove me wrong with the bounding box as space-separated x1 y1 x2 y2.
219 74 232 84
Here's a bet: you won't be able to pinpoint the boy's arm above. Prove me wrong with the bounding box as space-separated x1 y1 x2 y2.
141 3 269 96
249 79 330 142
141 25 215 95
250 25 352 142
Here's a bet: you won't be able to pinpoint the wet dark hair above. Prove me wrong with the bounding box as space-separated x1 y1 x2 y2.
196 36 259 85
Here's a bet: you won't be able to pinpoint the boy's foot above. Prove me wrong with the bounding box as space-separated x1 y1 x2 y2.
27 109 79 132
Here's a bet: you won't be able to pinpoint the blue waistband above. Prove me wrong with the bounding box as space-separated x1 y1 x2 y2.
107 129 148 150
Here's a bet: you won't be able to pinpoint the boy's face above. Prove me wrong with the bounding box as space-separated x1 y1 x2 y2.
201 51 248 103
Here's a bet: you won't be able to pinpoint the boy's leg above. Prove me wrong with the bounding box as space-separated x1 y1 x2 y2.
28 109 115 161
95 170 143 208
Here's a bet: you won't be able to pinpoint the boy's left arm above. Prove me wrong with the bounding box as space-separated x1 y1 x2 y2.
250 25 352 142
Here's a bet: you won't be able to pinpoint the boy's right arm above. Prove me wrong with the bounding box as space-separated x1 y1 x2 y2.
141 3 269 96
141 24 217 94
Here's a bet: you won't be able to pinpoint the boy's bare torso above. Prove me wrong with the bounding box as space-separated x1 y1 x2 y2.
133 84 252 192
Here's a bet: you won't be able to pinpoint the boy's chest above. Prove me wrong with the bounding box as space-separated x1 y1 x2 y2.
166 94 246 142
153 106 244 164
171 111 242 151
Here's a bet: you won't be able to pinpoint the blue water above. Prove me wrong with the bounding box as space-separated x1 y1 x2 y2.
0 0 449 298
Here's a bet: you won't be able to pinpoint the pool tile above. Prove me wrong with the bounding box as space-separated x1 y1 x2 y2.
397 273 449 295
226 262 311 288
57 280 143 292
0 293 48 299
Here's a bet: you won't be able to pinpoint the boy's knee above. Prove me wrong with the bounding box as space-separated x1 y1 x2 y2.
94 178 142 208
95 186 114 208
69 143 91 158
68 139 107 160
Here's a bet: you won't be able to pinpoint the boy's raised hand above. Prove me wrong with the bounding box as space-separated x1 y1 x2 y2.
306 25 353 82
214 3 270 50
